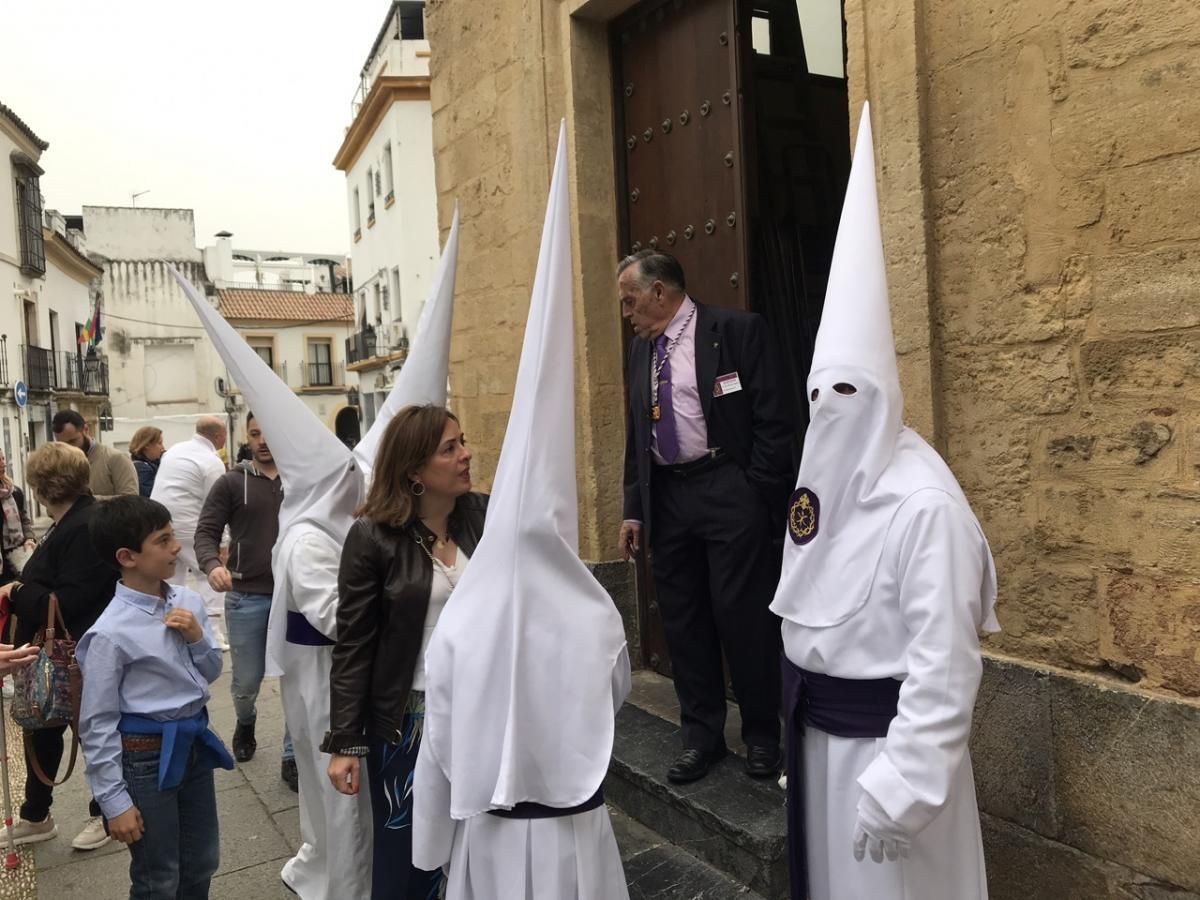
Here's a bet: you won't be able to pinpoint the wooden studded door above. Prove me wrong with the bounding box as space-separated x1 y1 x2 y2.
612 0 749 679
613 0 749 312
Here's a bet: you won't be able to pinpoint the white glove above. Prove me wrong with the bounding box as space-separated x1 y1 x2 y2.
852 793 911 863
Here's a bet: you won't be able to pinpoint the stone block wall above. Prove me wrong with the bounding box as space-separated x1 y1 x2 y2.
905 0 1200 700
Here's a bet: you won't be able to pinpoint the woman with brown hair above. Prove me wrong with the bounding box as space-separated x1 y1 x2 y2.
322 404 486 899
128 426 165 497
0 442 118 851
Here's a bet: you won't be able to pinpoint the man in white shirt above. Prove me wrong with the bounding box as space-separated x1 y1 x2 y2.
151 416 229 646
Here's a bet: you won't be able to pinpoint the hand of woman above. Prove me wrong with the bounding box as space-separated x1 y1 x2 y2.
23 539 36 552
327 754 361 796
0 643 39 676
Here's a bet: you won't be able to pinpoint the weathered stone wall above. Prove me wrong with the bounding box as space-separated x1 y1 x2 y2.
426 0 627 561
906 0 1200 699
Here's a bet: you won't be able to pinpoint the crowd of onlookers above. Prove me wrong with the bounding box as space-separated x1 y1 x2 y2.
0 409 291 860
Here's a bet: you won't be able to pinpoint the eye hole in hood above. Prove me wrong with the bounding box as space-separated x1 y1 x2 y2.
833 382 857 395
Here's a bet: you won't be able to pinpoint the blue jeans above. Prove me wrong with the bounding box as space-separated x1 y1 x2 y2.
225 591 294 761
122 748 220 900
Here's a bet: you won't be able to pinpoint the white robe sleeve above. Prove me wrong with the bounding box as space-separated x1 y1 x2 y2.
284 529 343 640
612 644 632 714
412 737 456 872
856 495 987 837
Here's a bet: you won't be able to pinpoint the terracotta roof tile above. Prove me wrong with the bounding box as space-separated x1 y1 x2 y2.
216 289 353 323
0 100 49 151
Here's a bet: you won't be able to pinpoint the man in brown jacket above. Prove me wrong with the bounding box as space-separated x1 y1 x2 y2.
52 410 137 498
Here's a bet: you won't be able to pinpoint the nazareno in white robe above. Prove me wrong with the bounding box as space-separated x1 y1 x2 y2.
273 523 373 900
413 647 632 900
783 487 993 900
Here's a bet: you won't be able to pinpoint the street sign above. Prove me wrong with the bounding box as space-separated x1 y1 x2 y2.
13 382 27 408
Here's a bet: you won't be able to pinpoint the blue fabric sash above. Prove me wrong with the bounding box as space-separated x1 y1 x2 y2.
286 610 335 646
782 656 901 900
118 708 235 791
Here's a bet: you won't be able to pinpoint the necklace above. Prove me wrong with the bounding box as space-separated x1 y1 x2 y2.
650 303 696 422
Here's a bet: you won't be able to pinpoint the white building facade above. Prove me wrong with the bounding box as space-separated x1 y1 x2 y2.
333 0 440 428
83 205 227 451
1 102 110 491
215 288 361 447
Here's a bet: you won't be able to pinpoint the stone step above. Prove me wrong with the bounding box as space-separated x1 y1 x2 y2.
613 806 767 900
606 703 789 900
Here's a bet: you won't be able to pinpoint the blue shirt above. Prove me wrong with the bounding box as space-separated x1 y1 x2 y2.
77 581 224 818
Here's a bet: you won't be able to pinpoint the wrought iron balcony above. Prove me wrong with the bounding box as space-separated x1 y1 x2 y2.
345 329 379 365
22 345 55 391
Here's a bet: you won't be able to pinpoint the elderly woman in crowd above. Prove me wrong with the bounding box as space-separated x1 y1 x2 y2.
0 448 36 586
128 425 166 498
323 405 485 900
0 442 119 851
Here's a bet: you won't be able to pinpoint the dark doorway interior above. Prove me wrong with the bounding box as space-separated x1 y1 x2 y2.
611 0 851 679
335 406 361 448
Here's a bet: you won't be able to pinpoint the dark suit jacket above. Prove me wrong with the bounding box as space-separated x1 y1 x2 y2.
8 495 118 646
623 300 794 541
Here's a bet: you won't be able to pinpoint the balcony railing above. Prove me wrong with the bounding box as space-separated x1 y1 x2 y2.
302 359 345 389
56 351 109 395
22 345 55 391
345 329 379 365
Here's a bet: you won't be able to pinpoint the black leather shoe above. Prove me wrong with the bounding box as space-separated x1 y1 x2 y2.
745 744 782 778
232 722 257 763
281 758 299 793
667 747 727 785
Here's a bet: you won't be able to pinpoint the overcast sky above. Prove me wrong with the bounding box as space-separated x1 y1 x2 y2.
1 0 391 255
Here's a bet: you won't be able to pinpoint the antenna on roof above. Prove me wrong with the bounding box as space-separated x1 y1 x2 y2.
131 190 150 206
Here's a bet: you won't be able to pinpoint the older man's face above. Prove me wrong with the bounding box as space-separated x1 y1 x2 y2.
618 266 671 340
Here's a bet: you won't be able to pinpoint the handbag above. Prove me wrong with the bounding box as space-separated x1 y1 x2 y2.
10 593 83 786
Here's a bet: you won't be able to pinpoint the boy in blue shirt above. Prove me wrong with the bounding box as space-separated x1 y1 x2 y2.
80 495 234 899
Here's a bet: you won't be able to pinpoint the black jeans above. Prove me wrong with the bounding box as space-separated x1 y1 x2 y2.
21 725 100 821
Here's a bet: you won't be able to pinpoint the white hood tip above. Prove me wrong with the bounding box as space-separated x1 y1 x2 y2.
354 203 461 481
421 120 627 818
168 265 359 541
809 102 899 394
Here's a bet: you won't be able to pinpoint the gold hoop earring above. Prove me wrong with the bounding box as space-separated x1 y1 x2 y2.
411 481 426 496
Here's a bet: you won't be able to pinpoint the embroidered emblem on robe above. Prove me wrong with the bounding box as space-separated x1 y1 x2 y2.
788 487 820 545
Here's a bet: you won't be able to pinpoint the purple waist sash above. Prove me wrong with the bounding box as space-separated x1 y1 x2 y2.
782 656 901 900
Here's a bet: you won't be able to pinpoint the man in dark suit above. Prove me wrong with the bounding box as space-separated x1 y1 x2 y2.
618 249 793 784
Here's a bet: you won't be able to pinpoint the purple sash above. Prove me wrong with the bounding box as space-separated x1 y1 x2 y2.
782 656 901 899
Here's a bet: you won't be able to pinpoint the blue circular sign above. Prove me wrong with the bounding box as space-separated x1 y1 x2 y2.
13 382 28 408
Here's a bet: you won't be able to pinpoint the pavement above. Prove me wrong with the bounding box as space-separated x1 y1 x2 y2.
6 669 300 900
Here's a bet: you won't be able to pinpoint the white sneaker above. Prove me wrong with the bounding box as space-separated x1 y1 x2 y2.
8 814 56 846
72 816 111 851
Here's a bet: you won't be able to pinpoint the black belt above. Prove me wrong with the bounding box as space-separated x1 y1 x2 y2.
782 656 901 899
654 448 729 478
487 787 605 820
285 610 335 647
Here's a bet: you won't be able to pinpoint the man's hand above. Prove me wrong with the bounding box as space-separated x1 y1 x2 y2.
109 807 144 844
327 755 361 796
207 566 234 593
0 582 13 602
164 608 204 644
618 521 642 562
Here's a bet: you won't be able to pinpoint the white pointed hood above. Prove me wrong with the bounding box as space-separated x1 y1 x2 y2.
354 206 460 482
770 104 998 632
170 268 362 545
422 121 628 817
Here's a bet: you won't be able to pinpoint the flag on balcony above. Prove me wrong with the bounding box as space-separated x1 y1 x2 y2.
77 301 102 346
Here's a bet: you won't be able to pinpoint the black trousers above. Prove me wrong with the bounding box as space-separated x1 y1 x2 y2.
649 459 783 752
21 726 100 822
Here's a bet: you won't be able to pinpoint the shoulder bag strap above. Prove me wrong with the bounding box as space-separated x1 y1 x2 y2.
25 728 79 787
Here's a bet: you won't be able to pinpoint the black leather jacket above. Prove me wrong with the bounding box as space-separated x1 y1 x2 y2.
322 492 488 752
